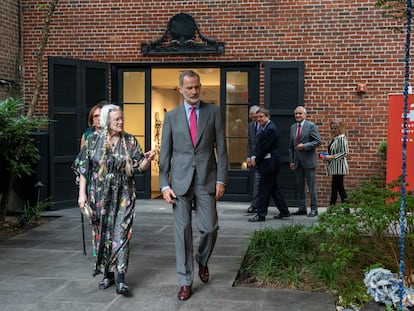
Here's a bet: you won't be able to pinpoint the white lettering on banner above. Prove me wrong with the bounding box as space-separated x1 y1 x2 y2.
401 129 414 134
400 108 414 136
401 103 414 121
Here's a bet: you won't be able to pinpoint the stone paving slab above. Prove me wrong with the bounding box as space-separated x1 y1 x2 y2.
0 199 335 311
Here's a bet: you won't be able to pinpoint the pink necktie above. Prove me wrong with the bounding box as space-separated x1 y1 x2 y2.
296 123 301 143
190 106 197 147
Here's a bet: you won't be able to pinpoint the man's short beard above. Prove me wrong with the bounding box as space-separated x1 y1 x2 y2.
186 96 199 104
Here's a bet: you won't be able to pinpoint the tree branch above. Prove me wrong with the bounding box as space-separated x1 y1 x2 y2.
27 0 59 118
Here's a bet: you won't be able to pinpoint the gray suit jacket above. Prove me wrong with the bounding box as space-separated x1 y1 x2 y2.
288 120 322 169
159 101 228 195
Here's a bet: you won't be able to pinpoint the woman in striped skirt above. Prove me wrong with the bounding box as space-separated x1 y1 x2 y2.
322 119 349 205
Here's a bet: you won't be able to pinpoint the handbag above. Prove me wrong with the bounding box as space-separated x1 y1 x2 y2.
81 202 93 219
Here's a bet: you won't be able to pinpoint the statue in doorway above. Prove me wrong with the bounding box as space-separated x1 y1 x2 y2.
153 111 163 173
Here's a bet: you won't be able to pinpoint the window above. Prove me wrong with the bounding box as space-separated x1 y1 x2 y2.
225 71 249 170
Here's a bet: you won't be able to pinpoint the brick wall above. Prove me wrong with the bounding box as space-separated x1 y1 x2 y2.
1 0 20 99
21 0 408 206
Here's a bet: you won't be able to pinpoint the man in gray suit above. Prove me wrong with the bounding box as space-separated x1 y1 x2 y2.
288 106 322 217
159 70 228 301
245 105 260 214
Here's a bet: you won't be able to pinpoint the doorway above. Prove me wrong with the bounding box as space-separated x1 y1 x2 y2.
119 65 258 201
47 59 300 206
150 68 221 198
122 68 222 199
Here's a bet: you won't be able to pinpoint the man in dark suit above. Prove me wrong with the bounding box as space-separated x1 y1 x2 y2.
245 105 260 214
159 70 228 301
288 106 322 217
248 108 291 222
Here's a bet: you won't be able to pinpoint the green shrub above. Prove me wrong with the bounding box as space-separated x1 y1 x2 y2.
239 225 327 289
18 198 53 226
378 140 387 160
239 176 414 308
0 97 49 221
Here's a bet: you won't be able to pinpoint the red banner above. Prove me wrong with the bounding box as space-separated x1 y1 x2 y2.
387 94 414 190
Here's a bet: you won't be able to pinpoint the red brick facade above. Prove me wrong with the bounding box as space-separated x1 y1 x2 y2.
20 0 408 206
1 0 20 98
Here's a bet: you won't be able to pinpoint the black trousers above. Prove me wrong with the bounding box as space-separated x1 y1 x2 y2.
330 174 348 205
255 168 290 217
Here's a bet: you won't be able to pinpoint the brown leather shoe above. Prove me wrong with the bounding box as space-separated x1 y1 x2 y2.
177 285 192 301
197 259 209 283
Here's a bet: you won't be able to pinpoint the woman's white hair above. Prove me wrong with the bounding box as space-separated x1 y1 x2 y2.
97 103 134 179
100 104 122 129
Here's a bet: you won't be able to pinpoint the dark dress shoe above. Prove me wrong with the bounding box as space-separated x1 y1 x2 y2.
116 282 129 295
177 285 192 301
293 210 307 216
99 272 115 289
245 206 257 214
274 212 291 219
248 215 265 222
196 259 209 283
308 210 318 217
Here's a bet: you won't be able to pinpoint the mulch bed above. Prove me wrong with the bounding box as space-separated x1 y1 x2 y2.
0 216 56 240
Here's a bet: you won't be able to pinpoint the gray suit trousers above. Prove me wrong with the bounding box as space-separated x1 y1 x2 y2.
295 162 318 211
250 167 260 207
172 171 218 286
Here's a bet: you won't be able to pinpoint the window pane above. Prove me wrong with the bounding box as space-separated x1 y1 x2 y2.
226 71 248 104
123 71 146 148
123 104 145 138
123 72 145 103
226 105 248 137
225 71 249 170
227 137 247 169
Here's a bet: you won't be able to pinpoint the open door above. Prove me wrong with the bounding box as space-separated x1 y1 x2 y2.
114 68 152 199
112 64 260 202
48 57 109 208
221 65 259 201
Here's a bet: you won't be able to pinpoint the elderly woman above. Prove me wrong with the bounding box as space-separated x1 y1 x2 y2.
72 104 155 295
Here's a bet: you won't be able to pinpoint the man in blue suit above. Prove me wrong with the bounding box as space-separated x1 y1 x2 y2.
248 108 291 222
159 70 228 301
288 106 322 217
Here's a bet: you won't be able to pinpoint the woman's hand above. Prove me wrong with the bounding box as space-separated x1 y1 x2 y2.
139 150 156 172
78 175 87 209
144 149 156 161
78 192 88 209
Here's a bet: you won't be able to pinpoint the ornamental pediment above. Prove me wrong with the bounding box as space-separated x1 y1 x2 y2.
141 13 225 55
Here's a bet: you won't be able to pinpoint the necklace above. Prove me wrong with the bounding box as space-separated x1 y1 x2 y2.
107 135 120 148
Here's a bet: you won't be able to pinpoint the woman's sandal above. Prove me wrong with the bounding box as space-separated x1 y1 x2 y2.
98 274 115 290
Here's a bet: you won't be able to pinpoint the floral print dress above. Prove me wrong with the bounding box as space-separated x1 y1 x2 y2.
72 131 145 276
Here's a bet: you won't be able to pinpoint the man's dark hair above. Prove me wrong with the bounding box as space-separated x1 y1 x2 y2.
257 107 270 117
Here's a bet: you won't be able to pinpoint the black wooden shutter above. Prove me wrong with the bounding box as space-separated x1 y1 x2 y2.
264 61 305 206
48 57 109 208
